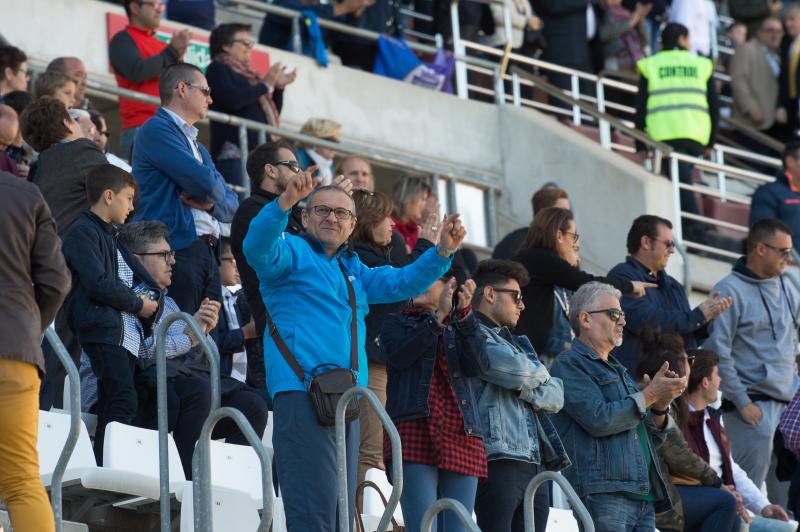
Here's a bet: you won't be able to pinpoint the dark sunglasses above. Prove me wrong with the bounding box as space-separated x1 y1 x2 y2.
587 308 625 322
493 287 523 305
274 160 301 173
183 81 211 97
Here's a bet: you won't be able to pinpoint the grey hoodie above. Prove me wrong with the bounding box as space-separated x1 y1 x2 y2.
704 258 800 410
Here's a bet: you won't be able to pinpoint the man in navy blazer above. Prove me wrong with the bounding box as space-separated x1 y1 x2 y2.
132 63 239 315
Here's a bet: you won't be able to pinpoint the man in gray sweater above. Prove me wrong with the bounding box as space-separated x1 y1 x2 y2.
705 218 800 487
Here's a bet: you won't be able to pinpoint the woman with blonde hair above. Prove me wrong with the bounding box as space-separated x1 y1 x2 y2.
296 117 341 185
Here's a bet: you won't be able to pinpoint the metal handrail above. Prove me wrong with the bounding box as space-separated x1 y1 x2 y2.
419 498 480 531
523 471 593 532
336 387 402 532
154 312 222 532
44 325 81 532
192 407 274 532
671 152 775 185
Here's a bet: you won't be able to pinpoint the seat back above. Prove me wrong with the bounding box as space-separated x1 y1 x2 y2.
363 468 404 525
179 484 261 531
208 440 264 503
103 422 186 482
38 409 96 476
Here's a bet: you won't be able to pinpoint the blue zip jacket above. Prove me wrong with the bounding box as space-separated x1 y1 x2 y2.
550 339 674 512
608 256 707 372
750 172 800 250
243 200 453 398
132 108 239 250
471 313 569 469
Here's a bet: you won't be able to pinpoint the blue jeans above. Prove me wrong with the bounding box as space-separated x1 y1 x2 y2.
582 493 655 532
676 485 738 532
273 391 359 532
119 126 138 162
400 463 478 532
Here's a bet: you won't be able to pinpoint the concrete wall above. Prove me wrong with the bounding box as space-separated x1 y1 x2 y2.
3 0 683 279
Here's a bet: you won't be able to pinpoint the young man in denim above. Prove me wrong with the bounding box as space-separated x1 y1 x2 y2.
550 282 687 532
470 259 569 532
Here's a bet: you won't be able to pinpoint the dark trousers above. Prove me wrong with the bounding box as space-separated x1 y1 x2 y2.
39 307 81 410
171 238 222 315
273 391 359 531
84 343 138 464
331 41 378 72
675 485 739 532
475 459 549 532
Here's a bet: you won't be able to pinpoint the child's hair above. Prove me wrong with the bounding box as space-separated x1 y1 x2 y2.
33 71 74 100
86 164 137 205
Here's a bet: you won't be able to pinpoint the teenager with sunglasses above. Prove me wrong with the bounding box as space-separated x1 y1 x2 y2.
513 207 653 366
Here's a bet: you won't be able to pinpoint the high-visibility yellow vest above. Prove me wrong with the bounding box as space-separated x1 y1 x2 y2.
637 50 714 145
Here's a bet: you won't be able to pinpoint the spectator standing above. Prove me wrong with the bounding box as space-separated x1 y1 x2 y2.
485 0 543 52
750 141 800 249
779 3 800 137
470 259 568 532
668 0 719 57
513 207 651 365
728 0 784 38
46 57 90 110
597 0 651 77
0 46 27 99
492 184 570 261
730 17 785 139
635 23 719 242
0 170 70 532
132 63 238 315
704 219 800 487
206 23 295 191
296 117 341 185
337 155 375 191
391 175 432 253
88 109 132 171
608 215 732 372
33 71 77 109
550 281 687 532
686 349 795 531
331 0 403 71
230 140 304 395
62 166 161 461
216 237 255 381
243 167 464 530
167 0 215 30
351 189 437 486
109 0 191 159
382 275 485 532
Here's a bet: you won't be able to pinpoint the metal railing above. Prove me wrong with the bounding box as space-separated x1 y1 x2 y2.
523 471 593 532
336 387 402 532
44 325 81 532
420 499 480 532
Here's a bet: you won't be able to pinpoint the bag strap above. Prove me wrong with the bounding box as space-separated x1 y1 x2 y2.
264 257 359 383
354 480 400 528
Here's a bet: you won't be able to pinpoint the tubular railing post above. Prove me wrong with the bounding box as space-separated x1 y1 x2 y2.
155 312 222 532
336 387 402 532
511 72 521 107
596 79 611 149
446 177 458 215
715 148 727 202
484 187 497 248
670 156 684 243
192 407 274 532
44 326 81 532
420 498 480 532
523 471 594 532
674 240 692 295
257 129 267 146
238 124 251 197
450 0 468 99
493 67 505 105
570 74 581 125
290 15 303 54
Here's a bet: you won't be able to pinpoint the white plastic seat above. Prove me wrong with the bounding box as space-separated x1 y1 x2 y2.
178 484 260 531
208 439 269 508
546 507 579 531
363 468 404 526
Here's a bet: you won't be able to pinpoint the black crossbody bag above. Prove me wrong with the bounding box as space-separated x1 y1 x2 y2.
265 260 360 426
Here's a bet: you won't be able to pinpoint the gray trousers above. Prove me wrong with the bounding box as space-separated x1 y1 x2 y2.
723 400 787 488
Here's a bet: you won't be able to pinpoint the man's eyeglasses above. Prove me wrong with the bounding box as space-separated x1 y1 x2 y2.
762 242 793 258
183 82 211 97
492 287 523 306
231 38 255 48
587 308 625 322
649 236 676 250
137 250 176 263
275 160 301 174
310 205 355 220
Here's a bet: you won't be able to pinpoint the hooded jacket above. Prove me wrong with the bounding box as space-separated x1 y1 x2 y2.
704 257 800 410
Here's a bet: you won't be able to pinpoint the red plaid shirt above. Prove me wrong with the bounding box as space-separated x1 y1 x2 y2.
384 319 487 478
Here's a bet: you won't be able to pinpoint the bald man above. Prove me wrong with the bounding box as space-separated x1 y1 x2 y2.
0 104 19 175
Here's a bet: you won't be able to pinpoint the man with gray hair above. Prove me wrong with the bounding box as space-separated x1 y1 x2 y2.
550 281 687 532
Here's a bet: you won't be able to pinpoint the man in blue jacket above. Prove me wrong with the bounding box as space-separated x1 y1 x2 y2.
133 62 239 316
750 141 800 251
243 168 466 531
608 215 732 372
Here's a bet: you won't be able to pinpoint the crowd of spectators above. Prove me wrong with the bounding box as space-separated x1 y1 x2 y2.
7 1 800 532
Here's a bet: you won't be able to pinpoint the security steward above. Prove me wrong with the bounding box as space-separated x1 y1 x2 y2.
635 22 719 241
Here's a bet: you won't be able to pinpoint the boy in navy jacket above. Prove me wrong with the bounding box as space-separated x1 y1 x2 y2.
62 165 162 462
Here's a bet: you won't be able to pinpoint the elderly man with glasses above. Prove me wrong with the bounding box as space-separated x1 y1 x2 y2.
550 281 687 532
705 218 800 489
608 215 733 372
243 167 467 531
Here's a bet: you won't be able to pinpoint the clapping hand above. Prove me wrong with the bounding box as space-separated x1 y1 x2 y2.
698 292 733 322
278 165 318 211
437 214 467 255
642 361 687 411
435 278 457 324
332 174 354 196
456 279 476 311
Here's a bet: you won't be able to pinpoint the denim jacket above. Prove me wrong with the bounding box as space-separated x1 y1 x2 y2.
381 308 484 437
471 313 570 470
550 339 674 513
